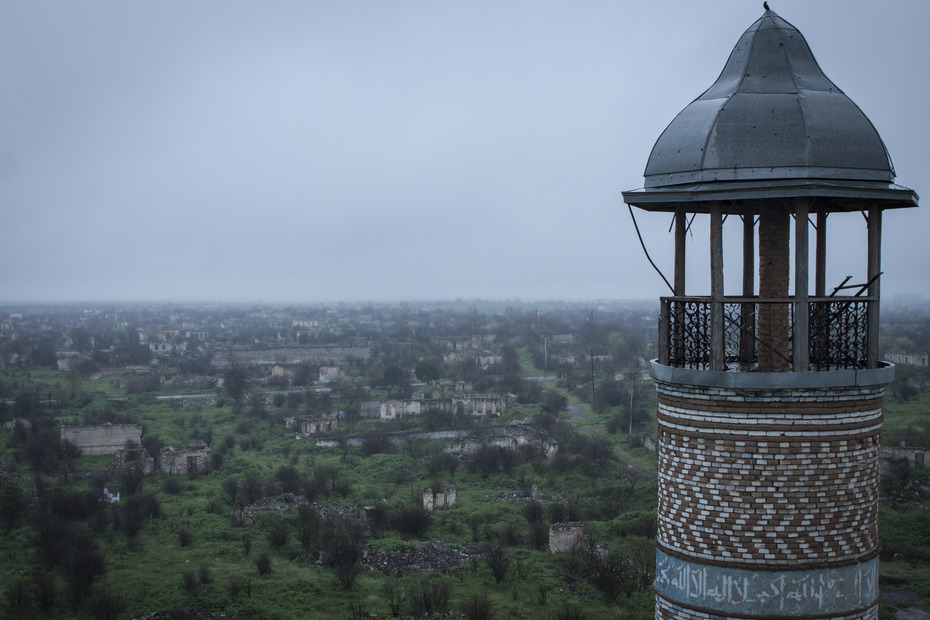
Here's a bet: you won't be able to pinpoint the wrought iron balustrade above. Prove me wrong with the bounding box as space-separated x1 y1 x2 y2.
658 296 874 371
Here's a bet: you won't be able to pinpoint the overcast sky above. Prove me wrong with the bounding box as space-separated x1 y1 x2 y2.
1 1 927 304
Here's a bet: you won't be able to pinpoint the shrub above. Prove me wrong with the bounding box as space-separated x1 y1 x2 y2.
223 477 239 505
85 588 126 620
64 531 105 604
267 523 289 547
499 521 522 547
405 577 450 617
605 413 624 434
242 473 263 504
462 593 493 620
121 499 144 538
556 602 582 620
523 500 543 524
120 466 145 497
391 506 431 538
485 543 509 583
178 528 193 547
0 479 27 532
163 478 182 495
254 552 272 576
426 452 459 476
588 548 628 602
229 577 251 598
323 518 364 589
530 520 549 550
199 564 213 586
181 569 198 593
362 433 390 456
36 512 70 568
32 568 56 615
142 493 162 519
383 578 405 618
5 578 31 619
468 513 483 542
296 505 321 554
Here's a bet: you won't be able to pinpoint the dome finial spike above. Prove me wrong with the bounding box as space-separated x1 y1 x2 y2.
763 1 770 10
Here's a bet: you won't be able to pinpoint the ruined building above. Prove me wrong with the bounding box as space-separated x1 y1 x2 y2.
623 8 918 619
422 486 456 512
159 440 212 475
61 423 142 456
548 522 587 554
286 416 338 436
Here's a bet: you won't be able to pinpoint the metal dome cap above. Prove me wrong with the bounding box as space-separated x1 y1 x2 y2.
644 9 894 188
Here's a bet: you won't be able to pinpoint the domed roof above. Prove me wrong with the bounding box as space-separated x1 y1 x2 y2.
643 9 894 188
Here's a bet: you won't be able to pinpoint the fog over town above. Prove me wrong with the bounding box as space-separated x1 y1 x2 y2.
1 0 927 304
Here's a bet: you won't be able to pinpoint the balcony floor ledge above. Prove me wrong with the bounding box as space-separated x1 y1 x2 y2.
649 360 894 389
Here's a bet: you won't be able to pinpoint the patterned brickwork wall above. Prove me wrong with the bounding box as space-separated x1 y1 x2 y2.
655 381 884 569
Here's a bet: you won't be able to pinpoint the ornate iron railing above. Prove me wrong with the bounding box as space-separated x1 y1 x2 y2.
658 296 874 371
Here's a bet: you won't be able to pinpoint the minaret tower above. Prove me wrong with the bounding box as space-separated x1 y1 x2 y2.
623 8 918 620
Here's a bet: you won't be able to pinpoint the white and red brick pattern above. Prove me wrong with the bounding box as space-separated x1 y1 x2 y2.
654 379 884 619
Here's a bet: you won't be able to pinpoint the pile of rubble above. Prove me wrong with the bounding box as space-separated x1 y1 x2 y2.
362 540 469 575
136 611 233 619
880 477 930 510
235 494 364 526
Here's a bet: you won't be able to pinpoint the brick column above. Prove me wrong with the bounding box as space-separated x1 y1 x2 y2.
652 371 886 619
758 210 791 370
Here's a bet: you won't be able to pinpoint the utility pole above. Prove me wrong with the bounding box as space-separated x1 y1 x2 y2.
629 373 635 437
590 350 595 408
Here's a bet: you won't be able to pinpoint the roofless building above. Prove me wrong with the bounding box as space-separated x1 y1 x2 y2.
622 8 918 619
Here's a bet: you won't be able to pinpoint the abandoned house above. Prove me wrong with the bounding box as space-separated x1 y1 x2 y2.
286 416 338 436
61 423 143 456
548 522 587 554
159 439 212 475
422 486 457 512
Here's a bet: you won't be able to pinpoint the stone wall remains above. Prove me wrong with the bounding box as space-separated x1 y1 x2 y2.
160 440 212 475
61 424 142 456
443 424 557 458
360 400 421 419
451 394 507 416
212 347 370 368
422 487 456 511
286 417 337 435
880 445 929 478
548 522 586 554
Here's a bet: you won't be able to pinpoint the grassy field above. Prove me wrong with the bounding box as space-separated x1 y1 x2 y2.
882 389 930 446
0 374 659 619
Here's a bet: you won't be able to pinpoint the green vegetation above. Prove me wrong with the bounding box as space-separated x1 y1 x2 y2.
878 367 930 616
0 395 658 618
0 302 659 619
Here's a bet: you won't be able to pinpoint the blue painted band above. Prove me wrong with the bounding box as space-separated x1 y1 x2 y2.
655 549 878 616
